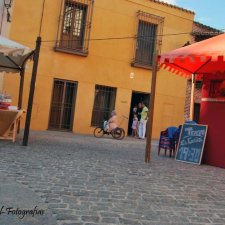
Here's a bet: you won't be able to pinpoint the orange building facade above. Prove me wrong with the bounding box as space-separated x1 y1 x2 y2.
3 0 194 138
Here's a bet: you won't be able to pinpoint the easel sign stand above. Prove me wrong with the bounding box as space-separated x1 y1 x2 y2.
175 123 208 165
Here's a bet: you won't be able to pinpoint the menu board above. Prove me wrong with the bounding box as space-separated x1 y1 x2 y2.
176 124 208 165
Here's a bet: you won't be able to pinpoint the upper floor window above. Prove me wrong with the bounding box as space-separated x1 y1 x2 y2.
55 0 94 56
132 11 164 69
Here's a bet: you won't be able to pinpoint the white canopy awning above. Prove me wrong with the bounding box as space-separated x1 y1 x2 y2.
0 35 39 146
0 35 33 73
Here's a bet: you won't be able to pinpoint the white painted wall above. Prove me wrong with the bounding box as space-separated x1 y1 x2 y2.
0 0 13 91
0 0 12 36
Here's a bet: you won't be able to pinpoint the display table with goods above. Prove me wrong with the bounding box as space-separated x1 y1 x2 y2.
0 93 25 142
0 93 12 109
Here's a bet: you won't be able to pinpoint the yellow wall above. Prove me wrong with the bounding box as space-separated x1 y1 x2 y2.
3 0 194 138
73 82 95 134
0 73 3 91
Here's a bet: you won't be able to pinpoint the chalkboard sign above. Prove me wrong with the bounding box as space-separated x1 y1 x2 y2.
176 124 208 165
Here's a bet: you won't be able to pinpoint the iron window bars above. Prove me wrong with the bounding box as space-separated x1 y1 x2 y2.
132 11 164 69
91 85 117 126
49 79 77 131
55 0 94 56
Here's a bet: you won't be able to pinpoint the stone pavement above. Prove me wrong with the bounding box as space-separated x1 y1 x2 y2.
0 131 225 225
0 177 56 225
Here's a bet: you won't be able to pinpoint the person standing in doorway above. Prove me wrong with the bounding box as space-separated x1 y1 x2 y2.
139 102 148 139
131 113 138 137
133 105 137 114
136 102 142 136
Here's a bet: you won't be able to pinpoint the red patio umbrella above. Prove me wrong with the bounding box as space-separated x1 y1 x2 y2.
159 33 225 78
159 33 225 119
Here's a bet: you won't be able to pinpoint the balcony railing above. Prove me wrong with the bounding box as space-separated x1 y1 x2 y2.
55 0 94 56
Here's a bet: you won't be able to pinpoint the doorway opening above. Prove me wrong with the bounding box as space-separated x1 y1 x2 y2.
49 79 77 131
194 103 201 123
128 91 150 135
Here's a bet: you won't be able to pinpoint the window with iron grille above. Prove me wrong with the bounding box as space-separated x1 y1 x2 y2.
55 0 94 56
49 79 77 131
132 11 164 69
91 85 117 126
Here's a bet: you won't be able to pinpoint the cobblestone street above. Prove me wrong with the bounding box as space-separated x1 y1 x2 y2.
0 131 225 225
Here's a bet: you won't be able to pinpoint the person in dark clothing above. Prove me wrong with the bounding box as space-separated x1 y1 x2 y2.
137 102 142 121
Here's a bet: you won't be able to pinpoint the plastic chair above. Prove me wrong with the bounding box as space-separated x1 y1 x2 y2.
173 125 182 152
158 126 178 157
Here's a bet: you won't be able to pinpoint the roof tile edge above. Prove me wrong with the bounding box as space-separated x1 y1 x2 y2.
194 21 223 33
150 0 195 15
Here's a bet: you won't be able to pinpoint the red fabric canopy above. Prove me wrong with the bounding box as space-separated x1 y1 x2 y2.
159 33 225 79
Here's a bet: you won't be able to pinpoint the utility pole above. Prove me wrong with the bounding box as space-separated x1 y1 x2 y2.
22 36 41 146
145 50 158 163
22 0 45 146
